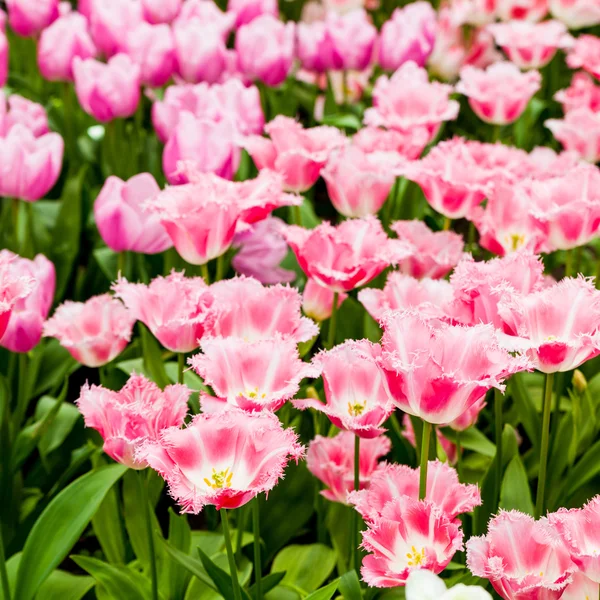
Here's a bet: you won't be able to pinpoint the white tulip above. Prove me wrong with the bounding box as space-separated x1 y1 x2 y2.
406 570 493 600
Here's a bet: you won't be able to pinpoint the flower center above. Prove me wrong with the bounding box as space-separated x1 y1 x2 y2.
204 467 233 490
406 546 426 567
348 400 367 417
504 233 525 252
241 387 266 400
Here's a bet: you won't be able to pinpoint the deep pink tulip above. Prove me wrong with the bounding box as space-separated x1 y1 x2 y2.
546 109 600 163
352 126 430 160
555 72 600 114
0 252 55 353
88 0 143 57
0 253 34 339
307 432 390 504
126 22 175 88
378 3 436 71
141 0 182 24
0 93 49 138
496 0 549 21
38 10 97 82
73 54 141 123
94 173 172 254
0 25 7 88
113 272 213 353
302 278 347 322
205 276 318 343
467 511 574 600
296 19 342 73
137 409 304 512
174 0 235 38
6 0 58 37
77 374 190 469
236 16 294 87
228 0 278 26
567 35 600 80
550 0 600 28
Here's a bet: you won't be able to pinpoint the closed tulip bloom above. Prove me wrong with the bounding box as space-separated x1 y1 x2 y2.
141 0 182 24
297 19 342 73
0 253 54 353
496 0 549 21
73 54 141 122
174 0 235 38
43 294 135 367
378 3 436 71
190 337 318 413
567 35 600 80
285 217 413 293
406 571 492 600
349 460 481 524
0 93 49 138
390 220 465 279
352 126 430 160
228 0 278 26
467 511 574 600
327 9 377 71
6 0 58 36
137 409 304 512
307 432 391 504
545 109 600 163
550 0 600 28
236 16 294 87
302 279 347 322
361 496 464 587
126 22 175 88
293 340 395 438
77 374 190 470
38 10 97 82
113 272 213 353
457 62 541 125
555 73 600 114
204 276 318 343
0 126 64 202
0 253 34 339
89 0 143 57
94 173 172 254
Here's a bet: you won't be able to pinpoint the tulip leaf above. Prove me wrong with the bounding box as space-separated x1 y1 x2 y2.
34 393 81 458
37 569 95 600
197 547 252 600
500 454 534 515
162 508 193 599
440 427 496 458
304 579 339 600
271 544 336 594
157 537 216 590
32 339 79 399
339 570 362 600
509 374 540 449
13 463 127 600
139 324 171 389
249 572 287 600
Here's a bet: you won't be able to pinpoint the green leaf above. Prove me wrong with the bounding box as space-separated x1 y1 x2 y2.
441 427 495 458
500 454 534 515
320 113 362 130
325 504 353 574
510 374 540 450
249 573 286 600
271 544 336 595
37 569 95 600
197 547 252 600
339 570 362 600
93 247 118 283
34 394 81 458
304 580 339 600
71 555 149 600
32 339 78 399
157 537 216 591
14 464 127 600
561 439 600 503
162 508 192 600
139 324 171 389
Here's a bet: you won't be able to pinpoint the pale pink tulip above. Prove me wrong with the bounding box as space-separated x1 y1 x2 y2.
427 6 468 81
550 0 600 28
142 0 182 24
545 109 600 163
228 0 278 27
496 0 549 21
561 573 599 600
43 294 135 367
352 126 430 160
77 374 190 469
126 22 175 88
567 34 600 80
302 279 347 322
307 431 390 504
0 24 7 88
88 0 143 57
137 409 304 512
450 397 487 431
555 72 600 114
113 272 213 353
326 9 377 71
0 93 49 138
174 0 235 37
6 0 58 36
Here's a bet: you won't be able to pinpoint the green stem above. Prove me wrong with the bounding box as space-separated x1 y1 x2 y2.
455 430 462 481
494 388 503 508
536 372 555 518
12 199 20 253
442 216 452 231
12 353 28 428
138 471 158 600
221 509 243 600
215 254 225 282
492 124 502 143
235 505 246 564
117 252 126 278
326 292 339 349
293 203 302 227
136 253 149 284
573 247 582 277
200 263 210 285
351 435 361 574
419 422 432 500
177 353 185 384
253 497 263 600
565 249 574 278
0 522 10 600
63 82 74 161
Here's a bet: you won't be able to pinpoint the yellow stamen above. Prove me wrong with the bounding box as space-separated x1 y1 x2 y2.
203 467 233 489
348 400 367 417
406 546 426 567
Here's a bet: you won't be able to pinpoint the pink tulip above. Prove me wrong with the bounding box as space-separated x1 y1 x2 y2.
567 34 600 80
496 0 549 21
137 409 304 512
296 19 342 73
38 10 97 82
0 93 49 138
352 126 430 160
0 125 63 201
378 3 436 71
78 0 91 20
402 413 457 464
380 311 529 424
243 116 347 193
231 217 296 284
113 272 213 354
488 20 572 69
361 495 464 587
285 217 413 293
174 0 235 38
235 16 294 87
326 9 377 71
427 7 468 81
561 573 600 600
555 72 600 114
307 432 391 504
498 276 600 373
322 146 397 218
228 0 278 26
450 397 487 431
364 62 460 138
546 108 600 163
464 28 505 69
467 511 574 600
349 460 481 523
94 173 172 254
190 337 318 412
457 62 541 125
162 113 239 184
0 252 36 342
0 252 55 353
77 374 190 469
550 0 600 28
302 279 347 322
204 276 318 343
126 22 175 88
293 340 394 438
6 0 58 37
0 26 7 88
141 0 182 24
43 294 135 367
73 54 141 122
390 220 464 279
88 0 143 57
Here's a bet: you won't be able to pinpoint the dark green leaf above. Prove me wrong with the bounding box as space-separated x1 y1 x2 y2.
37 569 95 600
157 537 216 591
510 374 540 449
196 547 251 600
139 324 171 389
32 339 78 399
34 394 81 458
441 427 495 458
271 544 336 594
162 508 192 600
500 454 534 515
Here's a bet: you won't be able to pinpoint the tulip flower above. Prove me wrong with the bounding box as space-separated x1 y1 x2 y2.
0 93 49 138
88 0 143 57
0 252 35 341
302 279 347 322
126 22 176 88
560 572 599 600
352 126 430 160
174 0 235 38
496 0 549 21
6 0 58 37
567 34 600 80
554 73 600 114
141 0 182 24
545 109 600 164
228 0 278 26
550 0 600 28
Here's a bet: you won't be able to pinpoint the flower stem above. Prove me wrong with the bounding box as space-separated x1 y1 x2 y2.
326 292 339 349
215 254 225 282
117 252 125 278
221 509 243 600
455 430 462 481
495 388 503 508
565 249 574 278
235 506 246 564
201 263 210 285
253 497 263 600
442 216 451 231
12 353 28 428
419 422 432 500
178 353 185 384
0 522 10 600
351 435 361 574
138 470 158 600
536 372 555 518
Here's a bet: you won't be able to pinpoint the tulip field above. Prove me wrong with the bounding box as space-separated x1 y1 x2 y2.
3 0 600 599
